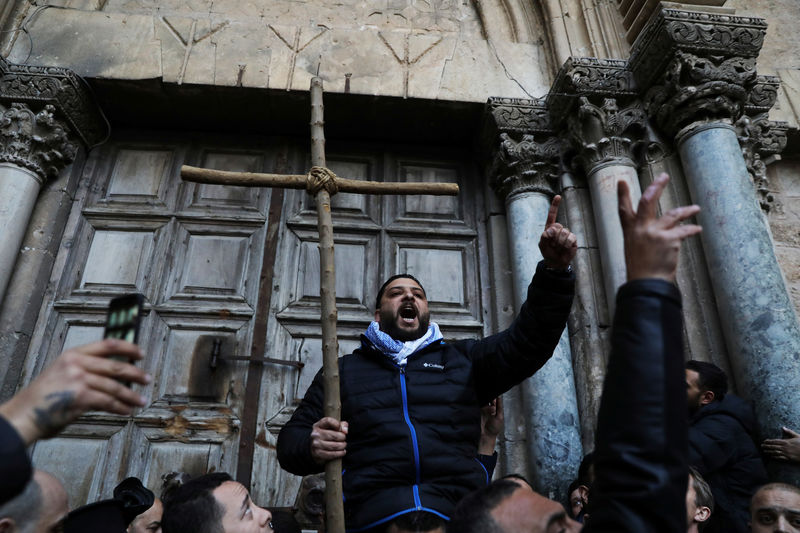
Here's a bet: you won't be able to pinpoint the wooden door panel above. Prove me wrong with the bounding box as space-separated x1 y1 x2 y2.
30 424 129 507
56 217 168 303
182 150 267 218
106 148 173 204
162 221 264 313
130 423 234 491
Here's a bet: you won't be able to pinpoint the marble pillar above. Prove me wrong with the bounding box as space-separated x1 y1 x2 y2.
505 188 583 499
482 97 583 500
678 123 800 482
585 163 640 314
0 163 42 301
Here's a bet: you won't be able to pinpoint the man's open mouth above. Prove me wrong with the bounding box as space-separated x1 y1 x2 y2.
400 305 417 324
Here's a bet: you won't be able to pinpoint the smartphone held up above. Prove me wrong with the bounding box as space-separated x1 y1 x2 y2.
103 293 145 366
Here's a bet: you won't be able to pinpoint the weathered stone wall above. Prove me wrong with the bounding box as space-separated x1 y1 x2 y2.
5 0 551 102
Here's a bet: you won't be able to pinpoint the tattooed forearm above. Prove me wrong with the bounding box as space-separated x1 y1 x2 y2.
33 391 76 436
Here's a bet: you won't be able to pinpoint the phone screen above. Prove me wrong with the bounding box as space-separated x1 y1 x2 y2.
104 293 145 348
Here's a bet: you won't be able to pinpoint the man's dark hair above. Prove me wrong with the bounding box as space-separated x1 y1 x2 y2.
500 473 533 489
161 472 232 533
387 510 445 532
686 360 728 401
375 274 426 310
447 479 520 533
689 466 714 518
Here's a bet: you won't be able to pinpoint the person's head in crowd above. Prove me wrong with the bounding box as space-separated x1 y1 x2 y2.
447 478 581 533
114 477 160 533
0 469 69 533
686 467 713 532
567 452 594 522
161 473 273 533
385 511 445 533
127 498 162 533
749 483 800 533
685 360 728 415
567 479 589 523
374 274 430 341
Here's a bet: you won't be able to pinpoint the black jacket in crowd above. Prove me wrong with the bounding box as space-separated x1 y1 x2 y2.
0 415 32 505
276 261 574 532
688 393 768 533
586 280 689 533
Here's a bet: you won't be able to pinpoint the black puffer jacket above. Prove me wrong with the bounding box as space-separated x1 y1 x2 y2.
276 261 574 532
689 394 768 533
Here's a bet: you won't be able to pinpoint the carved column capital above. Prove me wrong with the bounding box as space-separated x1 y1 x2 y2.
735 113 788 212
546 58 647 174
0 55 109 181
0 102 78 183
481 97 561 200
629 7 767 138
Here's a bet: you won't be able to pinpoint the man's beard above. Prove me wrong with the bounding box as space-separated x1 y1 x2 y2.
379 308 431 342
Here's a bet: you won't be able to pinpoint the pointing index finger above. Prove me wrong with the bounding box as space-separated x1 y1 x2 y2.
546 195 561 227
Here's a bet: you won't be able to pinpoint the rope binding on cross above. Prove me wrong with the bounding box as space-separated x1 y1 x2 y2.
307 166 340 196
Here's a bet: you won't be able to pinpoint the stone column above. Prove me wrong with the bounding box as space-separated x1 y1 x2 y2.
631 6 800 482
0 56 107 395
549 58 648 316
483 97 583 500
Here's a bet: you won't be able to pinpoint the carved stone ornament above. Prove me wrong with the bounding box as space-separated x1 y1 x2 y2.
0 102 78 182
484 97 552 136
746 75 781 115
566 97 648 172
0 55 108 148
735 113 788 212
488 132 562 201
547 57 638 126
643 51 757 138
629 7 767 92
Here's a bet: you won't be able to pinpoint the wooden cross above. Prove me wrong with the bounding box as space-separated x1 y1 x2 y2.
181 77 459 533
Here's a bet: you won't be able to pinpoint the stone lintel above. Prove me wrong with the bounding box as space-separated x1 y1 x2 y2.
0 55 109 149
481 97 561 201
629 7 767 92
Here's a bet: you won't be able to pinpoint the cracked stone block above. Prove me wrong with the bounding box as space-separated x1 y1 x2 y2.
8 9 161 80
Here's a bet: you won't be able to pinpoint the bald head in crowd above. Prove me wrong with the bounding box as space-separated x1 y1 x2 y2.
750 483 800 533
0 469 69 533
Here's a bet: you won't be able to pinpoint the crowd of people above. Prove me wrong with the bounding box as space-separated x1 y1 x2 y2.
1 173 799 532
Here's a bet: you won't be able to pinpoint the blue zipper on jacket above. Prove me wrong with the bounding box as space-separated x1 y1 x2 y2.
399 366 422 507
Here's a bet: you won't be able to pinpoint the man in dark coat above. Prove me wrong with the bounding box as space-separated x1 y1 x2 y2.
277 195 577 532
686 360 768 533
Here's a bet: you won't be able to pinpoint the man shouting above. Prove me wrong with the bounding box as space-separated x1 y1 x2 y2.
277 196 576 533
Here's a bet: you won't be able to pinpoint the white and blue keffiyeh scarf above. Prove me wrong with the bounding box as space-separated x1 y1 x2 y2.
364 321 443 366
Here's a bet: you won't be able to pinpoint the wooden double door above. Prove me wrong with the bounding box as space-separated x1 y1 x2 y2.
22 131 490 507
